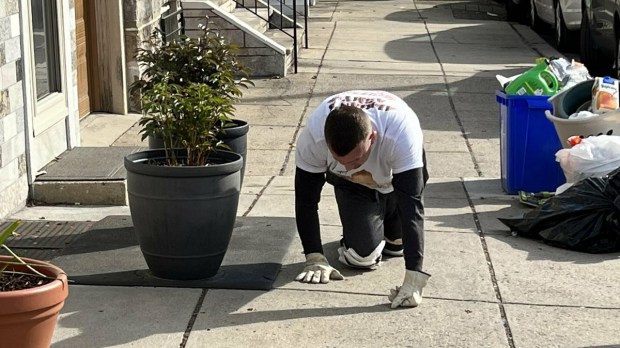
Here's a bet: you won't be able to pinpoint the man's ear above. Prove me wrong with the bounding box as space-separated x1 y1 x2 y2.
369 130 377 142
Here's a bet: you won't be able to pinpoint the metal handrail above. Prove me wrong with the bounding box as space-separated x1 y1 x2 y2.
235 0 308 73
159 0 305 73
159 1 186 42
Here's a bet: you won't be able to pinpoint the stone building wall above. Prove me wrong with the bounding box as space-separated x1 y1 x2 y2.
124 0 177 112
0 0 27 219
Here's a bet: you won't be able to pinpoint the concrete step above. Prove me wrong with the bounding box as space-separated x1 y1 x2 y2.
32 147 143 206
182 0 305 76
232 8 270 33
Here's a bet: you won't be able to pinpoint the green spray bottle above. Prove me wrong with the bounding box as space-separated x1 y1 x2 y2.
505 58 559 96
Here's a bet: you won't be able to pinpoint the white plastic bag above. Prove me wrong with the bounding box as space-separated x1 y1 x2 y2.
555 135 620 184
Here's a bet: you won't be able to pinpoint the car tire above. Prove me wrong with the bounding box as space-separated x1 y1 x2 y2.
504 0 521 22
554 2 575 51
581 11 612 76
504 0 529 24
613 29 620 78
528 0 542 31
580 10 593 68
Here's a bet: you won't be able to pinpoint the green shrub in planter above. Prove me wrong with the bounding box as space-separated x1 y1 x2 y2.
130 23 253 166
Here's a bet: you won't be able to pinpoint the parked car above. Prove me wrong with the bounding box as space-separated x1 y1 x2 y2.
505 0 528 22
530 0 581 49
580 0 618 77
554 0 582 49
505 0 580 50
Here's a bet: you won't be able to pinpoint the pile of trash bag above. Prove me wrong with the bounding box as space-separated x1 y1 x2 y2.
499 167 620 253
555 135 620 194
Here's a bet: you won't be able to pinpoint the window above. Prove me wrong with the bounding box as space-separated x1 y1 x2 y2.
30 0 62 100
24 0 69 135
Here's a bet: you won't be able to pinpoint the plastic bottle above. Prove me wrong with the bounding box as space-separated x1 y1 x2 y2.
505 59 560 96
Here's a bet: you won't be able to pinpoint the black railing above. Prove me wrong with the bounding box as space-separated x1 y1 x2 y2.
159 0 306 73
159 1 185 42
235 0 308 73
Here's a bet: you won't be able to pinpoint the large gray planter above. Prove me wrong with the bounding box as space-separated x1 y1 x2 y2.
124 149 243 280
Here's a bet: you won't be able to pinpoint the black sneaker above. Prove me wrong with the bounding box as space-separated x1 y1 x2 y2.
382 238 403 256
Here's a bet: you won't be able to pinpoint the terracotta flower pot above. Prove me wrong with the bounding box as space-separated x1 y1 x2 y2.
0 256 69 348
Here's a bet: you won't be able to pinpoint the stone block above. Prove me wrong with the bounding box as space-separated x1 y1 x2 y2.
0 16 10 42
9 13 21 37
14 106 22 131
239 46 276 56
123 0 165 29
0 89 9 118
238 54 285 76
1 60 16 87
1 131 25 165
5 0 17 17
4 36 20 62
243 33 270 48
0 156 18 190
203 16 238 30
184 14 213 29
8 81 22 112
2 110 15 139
0 174 27 220
218 29 245 46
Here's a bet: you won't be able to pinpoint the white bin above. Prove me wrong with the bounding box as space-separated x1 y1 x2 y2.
545 109 620 148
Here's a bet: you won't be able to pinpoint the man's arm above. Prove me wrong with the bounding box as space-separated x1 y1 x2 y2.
294 167 344 284
391 167 425 271
294 167 326 255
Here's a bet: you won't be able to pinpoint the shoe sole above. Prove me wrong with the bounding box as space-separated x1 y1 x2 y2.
382 248 403 257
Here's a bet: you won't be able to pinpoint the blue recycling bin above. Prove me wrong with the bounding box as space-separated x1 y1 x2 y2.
496 91 566 194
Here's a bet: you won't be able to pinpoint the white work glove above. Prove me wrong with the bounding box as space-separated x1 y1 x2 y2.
388 270 431 309
295 252 344 284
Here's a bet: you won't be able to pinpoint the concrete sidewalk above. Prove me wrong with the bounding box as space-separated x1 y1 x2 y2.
9 0 620 346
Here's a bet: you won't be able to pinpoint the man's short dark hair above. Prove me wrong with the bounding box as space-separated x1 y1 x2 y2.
324 105 371 156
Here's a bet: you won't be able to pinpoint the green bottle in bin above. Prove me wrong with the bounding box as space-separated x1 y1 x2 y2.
505 58 559 96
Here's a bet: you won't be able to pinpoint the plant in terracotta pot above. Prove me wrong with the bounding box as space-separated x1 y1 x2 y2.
124 23 252 280
129 23 253 181
0 220 69 348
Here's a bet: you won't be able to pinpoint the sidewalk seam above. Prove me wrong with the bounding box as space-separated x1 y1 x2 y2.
241 176 276 216
461 179 516 348
414 1 483 177
508 22 546 57
279 20 339 177
180 289 208 347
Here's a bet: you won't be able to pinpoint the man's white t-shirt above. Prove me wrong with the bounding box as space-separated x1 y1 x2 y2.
296 90 424 194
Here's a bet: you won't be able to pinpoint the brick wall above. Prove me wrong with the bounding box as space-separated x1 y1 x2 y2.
0 0 27 219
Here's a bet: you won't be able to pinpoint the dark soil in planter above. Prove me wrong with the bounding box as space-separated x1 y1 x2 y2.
144 154 232 167
1 273 52 291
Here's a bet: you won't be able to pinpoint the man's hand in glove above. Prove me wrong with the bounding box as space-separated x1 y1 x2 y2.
388 270 431 308
295 252 344 284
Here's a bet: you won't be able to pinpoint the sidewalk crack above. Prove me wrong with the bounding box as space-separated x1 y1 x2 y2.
180 289 208 347
461 179 516 348
414 1 483 178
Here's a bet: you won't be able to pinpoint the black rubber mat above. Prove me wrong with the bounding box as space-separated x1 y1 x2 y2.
36 147 143 181
51 215 296 290
0 220 95 261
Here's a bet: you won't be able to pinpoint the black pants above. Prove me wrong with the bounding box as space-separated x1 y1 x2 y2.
326 152 428 269
326 173 400 257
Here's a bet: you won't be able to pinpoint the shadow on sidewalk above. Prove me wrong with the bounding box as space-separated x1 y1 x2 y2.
422 180 620 264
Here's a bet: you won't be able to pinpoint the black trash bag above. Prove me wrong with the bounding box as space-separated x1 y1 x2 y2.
498 166 620 253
